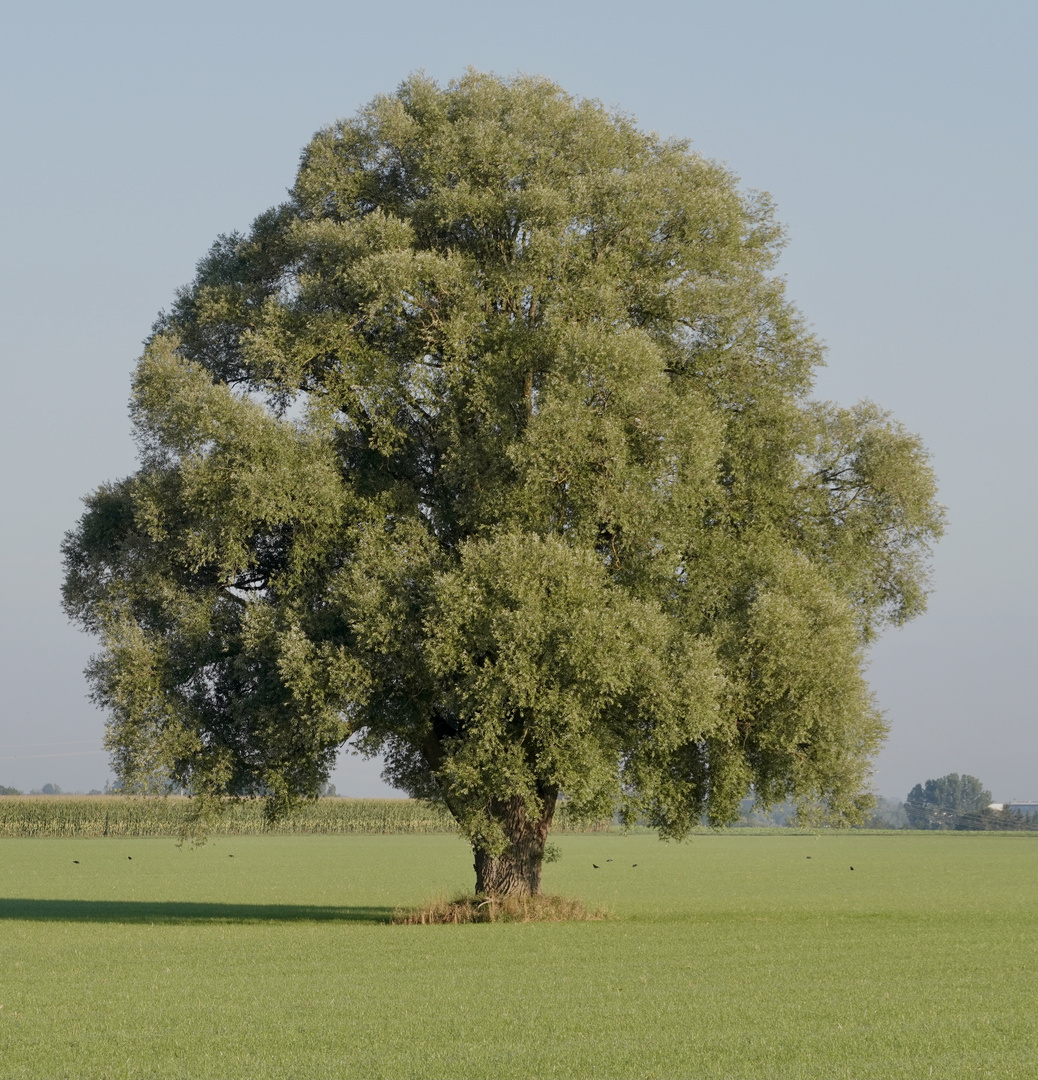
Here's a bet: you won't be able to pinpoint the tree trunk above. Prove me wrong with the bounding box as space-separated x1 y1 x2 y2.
472 789 557 897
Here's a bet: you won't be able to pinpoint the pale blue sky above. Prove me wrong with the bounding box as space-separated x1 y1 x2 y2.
1 0 1034 800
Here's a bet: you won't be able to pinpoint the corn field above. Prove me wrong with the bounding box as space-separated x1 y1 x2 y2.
0 796 615 839
0 796 458 838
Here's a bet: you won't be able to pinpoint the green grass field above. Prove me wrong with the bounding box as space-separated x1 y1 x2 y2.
1 832 1035 1078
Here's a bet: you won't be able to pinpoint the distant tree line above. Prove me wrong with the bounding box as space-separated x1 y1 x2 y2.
730 774 1038 830
903 773 1037 830
0 783 66 795
0 780 340 798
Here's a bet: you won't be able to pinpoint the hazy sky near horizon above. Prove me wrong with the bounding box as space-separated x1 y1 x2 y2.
1 1 1034 800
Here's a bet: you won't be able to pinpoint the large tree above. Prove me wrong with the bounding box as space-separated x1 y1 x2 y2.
63 71 944 896
905 774 991 829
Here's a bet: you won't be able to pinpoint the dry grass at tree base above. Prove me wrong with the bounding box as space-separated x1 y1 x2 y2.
393 892 609 924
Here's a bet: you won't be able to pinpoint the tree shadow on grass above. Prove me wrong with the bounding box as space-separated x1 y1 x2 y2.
0 898 394 924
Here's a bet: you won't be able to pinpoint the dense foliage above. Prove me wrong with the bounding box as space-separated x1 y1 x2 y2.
907 773 998 829
63 71 944 894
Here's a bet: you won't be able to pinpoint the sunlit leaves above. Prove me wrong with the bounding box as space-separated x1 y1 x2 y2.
63 70 943 840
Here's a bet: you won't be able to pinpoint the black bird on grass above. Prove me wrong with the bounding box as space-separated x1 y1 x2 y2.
72 860 79 864
593 864 600 869
850 866 854 871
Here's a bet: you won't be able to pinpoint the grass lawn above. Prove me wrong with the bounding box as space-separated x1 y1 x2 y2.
1 832 1035 1078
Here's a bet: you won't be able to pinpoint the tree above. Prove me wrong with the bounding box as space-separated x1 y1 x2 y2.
905 774 991 829
62 71 944 897
0 785 21 796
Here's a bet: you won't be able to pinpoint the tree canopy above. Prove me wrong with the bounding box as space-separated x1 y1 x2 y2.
905 774 991 830
62 71 944 895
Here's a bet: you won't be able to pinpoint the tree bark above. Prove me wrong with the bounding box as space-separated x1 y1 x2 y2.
472 788 558 897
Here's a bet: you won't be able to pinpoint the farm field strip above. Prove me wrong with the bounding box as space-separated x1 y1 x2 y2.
0 796 622 838
1 833 1035 1078
0 796 458 838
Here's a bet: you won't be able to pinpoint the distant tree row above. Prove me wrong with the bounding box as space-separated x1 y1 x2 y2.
729 774 1038 830
0 781 341 797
